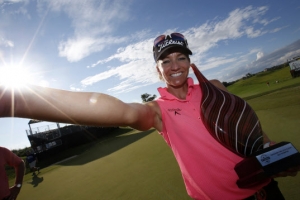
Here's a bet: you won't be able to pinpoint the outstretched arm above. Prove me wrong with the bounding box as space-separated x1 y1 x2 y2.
0 85 156 131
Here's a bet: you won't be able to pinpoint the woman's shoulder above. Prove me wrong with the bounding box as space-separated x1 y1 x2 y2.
209 79 228 91
145 100 160 113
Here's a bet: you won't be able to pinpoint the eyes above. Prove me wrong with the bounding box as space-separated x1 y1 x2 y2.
161 56 187 66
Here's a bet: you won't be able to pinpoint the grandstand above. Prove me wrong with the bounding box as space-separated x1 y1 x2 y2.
26 119 118 159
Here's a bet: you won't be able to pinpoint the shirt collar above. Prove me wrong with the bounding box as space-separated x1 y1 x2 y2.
157 77 194 101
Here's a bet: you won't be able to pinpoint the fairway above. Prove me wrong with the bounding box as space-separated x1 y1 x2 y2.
15 74 300 199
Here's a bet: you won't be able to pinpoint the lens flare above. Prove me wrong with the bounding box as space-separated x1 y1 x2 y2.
0 65 33 88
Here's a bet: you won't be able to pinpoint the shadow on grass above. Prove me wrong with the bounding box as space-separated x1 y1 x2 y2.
27 173 44 187
35 127 136 168
56 129 155 166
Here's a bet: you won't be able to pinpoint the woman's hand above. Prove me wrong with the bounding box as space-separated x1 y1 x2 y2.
8 185 21 200
272 165 300 178
268 141 300 178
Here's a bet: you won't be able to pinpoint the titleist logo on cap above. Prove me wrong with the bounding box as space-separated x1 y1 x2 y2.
157 40 184 52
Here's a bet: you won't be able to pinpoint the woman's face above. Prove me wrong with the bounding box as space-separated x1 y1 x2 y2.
156 52 190 88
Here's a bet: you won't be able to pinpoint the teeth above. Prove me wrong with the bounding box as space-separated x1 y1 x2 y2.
171 72 182 77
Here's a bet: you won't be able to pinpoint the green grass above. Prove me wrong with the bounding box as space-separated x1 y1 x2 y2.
8 69 300 199
5 128 134 179
15 128 191 200
227 66 300 99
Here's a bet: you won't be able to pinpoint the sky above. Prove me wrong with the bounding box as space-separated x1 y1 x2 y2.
1 0 300 150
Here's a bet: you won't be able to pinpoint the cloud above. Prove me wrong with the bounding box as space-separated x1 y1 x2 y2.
0 0 28 4
0 37 14 47
253 16 281 26
10 0 25 2
198 57 238 71
70 85 83 91
0 0 31 18
218 40 300 81
46 4 280 65
58 36 129 62
270 25 288 33
256 52 264 60
178 6 278 65
76 5 293 93
245 27 267 38
81 67 120 86
81 59 158 93
252 40 300 69
38 0 132 62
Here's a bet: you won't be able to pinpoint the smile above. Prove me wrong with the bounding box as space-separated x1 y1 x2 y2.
171 72 182 77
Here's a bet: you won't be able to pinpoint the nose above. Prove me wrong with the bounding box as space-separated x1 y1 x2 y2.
170 60 180 70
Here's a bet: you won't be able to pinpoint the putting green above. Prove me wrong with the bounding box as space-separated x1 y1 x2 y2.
18 129 191 200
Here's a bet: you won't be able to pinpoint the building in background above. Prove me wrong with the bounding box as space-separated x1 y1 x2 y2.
26 120 118 159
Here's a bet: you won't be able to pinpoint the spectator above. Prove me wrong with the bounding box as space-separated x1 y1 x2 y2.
0 146 25 200
25 150 40 175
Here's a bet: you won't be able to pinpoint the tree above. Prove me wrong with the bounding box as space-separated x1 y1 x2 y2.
222 82 229 87
141 93 157 102
245 73 253 78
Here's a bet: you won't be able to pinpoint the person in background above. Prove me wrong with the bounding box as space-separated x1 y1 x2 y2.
0 146 25 200
25 150 40 175
0 32 299 200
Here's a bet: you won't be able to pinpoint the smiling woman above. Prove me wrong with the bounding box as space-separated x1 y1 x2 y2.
0 65 33 88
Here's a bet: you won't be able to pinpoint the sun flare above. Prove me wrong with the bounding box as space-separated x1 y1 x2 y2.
0 65 33 88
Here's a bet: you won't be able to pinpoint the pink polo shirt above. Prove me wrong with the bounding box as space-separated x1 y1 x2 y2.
156 78 269 200
0 147 23 199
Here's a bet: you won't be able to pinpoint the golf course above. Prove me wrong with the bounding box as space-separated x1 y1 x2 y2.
12 66 300 200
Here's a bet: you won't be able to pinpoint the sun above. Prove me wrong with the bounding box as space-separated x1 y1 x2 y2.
0 65 34 88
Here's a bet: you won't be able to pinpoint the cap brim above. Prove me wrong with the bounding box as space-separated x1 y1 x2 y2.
156 45 192 61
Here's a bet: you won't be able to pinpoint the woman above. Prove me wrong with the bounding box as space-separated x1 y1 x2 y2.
0 33 298 199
